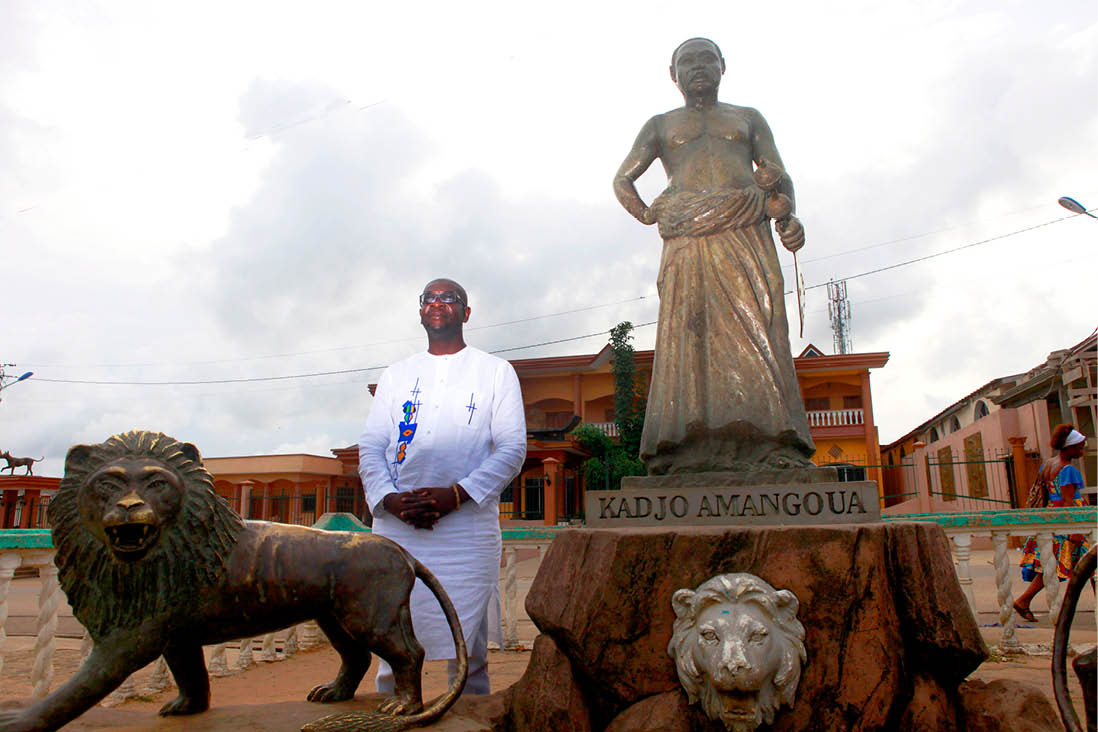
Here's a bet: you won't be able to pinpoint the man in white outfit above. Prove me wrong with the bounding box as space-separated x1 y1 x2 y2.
358 278 527 695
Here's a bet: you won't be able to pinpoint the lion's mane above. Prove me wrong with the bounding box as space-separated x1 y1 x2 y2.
47 430 245 638
668 573 807 726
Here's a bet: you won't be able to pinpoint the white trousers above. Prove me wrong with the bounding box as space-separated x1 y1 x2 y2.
375 609 491 695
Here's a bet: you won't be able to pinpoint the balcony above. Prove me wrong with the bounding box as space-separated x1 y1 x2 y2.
585 422 619 438
807 408 864 428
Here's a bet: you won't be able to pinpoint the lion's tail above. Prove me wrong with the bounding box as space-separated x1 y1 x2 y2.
300 559 469 732
408 559 469 720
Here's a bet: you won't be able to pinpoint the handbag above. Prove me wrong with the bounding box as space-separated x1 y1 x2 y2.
1025 476 1048 508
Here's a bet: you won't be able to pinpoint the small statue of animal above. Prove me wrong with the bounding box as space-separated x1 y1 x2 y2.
0 430 466 732
0 451 42 476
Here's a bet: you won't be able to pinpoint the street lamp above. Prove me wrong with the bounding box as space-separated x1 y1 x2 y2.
1058 196 1098 219
0 366 33 403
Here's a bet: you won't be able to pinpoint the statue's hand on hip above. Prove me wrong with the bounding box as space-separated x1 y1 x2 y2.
776 216 805 252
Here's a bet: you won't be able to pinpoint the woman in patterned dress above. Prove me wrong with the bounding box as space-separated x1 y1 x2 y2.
1013 423 1092 621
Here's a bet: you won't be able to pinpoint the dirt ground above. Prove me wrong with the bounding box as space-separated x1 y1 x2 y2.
1 548 1094 729
0 630 1092 730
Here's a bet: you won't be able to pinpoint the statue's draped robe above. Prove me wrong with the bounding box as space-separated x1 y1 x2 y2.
641 185 814 473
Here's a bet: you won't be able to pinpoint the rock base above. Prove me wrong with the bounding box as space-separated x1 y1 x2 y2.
498 523 1058 731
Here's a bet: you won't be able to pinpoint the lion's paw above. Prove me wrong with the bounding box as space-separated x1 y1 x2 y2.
377 695 423 716
307 683 355 703
0 710 32 732
158 695 209 716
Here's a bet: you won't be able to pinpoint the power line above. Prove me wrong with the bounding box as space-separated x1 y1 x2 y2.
28 295 653 369
30 322 659 387
801 213 1075 292
19 212 1083 379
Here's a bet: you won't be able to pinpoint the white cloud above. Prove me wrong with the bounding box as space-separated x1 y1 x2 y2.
1 0 1094 467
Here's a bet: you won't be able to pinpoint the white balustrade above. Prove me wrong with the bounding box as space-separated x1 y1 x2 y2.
496 538 552 652
29 553 59 699
586 422 619 438
260 632 278 662
806 408 864 428
236 636 255 670
0 545 329 702
284 624 299 656
6 515 1090 699
937 516 1097 649
147 656 172 692
208 642 229 676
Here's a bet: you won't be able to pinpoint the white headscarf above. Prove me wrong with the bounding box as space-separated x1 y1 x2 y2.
1064 429 1086 447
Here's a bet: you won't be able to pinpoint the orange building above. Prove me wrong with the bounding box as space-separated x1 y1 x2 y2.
205 450 364 525
209 342 888 528
794 344 890 482
505 346 654 523
0 475 58 529
501 343 889 523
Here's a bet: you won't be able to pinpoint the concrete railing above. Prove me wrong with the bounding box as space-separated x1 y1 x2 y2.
4 510 1094 694
883 507 1098 648
585 422 619 438
0 531 327 702
0 525 565 699
806 408 864 427
497 528 558 650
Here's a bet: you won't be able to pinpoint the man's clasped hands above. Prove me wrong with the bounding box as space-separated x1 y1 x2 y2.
382 485 472 529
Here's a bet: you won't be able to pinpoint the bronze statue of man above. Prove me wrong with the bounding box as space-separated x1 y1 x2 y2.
613 37 815 475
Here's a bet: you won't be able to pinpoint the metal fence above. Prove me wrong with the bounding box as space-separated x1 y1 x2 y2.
924 450 1016 511
499 477 545 521
219 487 367 527
1 489 370 531
0 494 52 529
823 451 1018 512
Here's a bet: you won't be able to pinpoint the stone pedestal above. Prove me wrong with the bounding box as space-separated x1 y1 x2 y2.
502 523 1002 731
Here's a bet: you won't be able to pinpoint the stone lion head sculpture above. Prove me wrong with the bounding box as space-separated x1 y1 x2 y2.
668 573 807 732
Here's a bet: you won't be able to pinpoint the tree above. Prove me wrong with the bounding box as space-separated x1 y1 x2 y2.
609 322 645 458
576 322 646 491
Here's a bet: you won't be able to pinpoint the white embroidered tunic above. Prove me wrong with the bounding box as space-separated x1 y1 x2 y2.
358 346 527 659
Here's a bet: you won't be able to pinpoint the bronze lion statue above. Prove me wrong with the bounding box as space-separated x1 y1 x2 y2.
0 430 466 732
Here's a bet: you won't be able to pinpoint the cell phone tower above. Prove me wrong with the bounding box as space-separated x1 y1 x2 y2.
827 279 852 354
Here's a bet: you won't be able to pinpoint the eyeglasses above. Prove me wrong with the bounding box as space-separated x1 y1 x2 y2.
419 291 465 307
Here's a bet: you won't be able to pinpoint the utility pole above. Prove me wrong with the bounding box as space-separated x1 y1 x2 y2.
827 280 853 355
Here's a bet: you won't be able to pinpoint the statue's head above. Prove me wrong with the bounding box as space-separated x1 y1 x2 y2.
668 573 806 732
670 37 726 97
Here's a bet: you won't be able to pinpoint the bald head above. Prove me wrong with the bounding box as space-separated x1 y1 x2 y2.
423 278 467 306
671 37 723 67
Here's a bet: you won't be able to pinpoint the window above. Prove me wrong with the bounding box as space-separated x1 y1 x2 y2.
302 494 316 514
335 485 356 514
842 395 863 410
973 401 989 420
937 447 956 501
835 464 866 482
963 433 988 498
804 397 830 411
949 416 961 433
928 427 940 443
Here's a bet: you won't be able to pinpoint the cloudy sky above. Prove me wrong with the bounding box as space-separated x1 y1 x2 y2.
2 0 1095 475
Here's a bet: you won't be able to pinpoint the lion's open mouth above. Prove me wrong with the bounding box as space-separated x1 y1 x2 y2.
105 522 160 558
719 690 758 725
